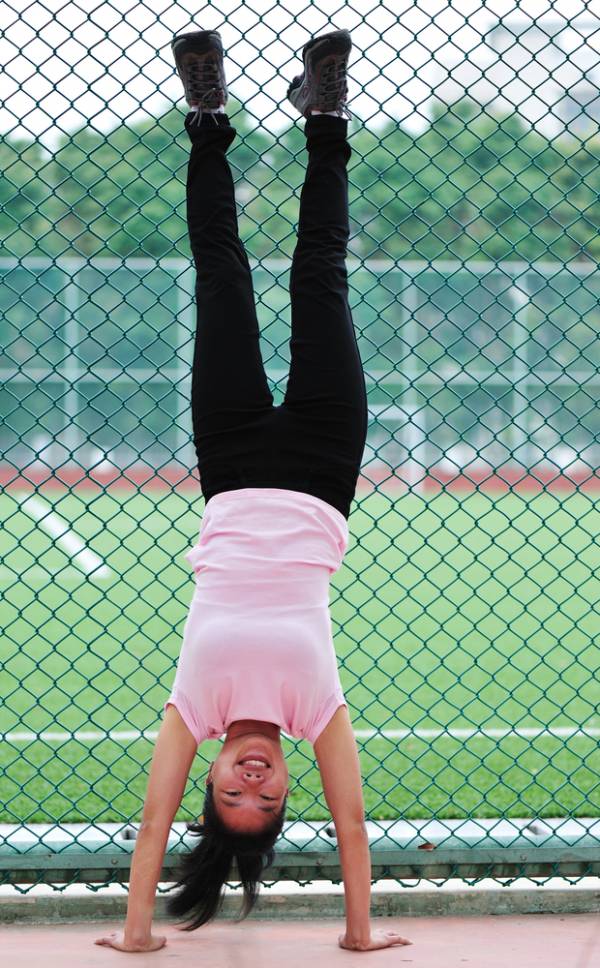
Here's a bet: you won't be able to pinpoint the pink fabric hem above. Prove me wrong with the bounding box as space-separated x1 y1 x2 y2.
205 487 349 533
307 697 347 744
163 693 203 745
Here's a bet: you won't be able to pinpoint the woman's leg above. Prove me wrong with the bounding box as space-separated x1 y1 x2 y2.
283 115 368 515
185 110 273 491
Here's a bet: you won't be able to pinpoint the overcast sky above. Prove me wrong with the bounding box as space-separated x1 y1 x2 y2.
1 0 599 149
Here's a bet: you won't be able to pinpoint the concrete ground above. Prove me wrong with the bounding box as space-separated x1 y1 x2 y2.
2 912 599 967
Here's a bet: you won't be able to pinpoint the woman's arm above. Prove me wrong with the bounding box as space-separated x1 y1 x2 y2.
313 705 412 951
313 704 371 944
95 704 198 951
127 705 198 937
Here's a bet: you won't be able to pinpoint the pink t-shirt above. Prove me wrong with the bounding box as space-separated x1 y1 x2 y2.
163 488 349 746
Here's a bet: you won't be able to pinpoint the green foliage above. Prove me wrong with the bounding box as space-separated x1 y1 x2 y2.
4 96 600 263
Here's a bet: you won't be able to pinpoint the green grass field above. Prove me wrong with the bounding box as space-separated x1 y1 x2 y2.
1 488 598 824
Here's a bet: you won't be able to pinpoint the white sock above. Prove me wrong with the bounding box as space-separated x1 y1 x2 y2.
190 105 225 113
310 108 344 117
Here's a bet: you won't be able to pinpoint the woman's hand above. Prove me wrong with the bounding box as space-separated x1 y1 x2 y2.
94 929 167 953
338 928 413 951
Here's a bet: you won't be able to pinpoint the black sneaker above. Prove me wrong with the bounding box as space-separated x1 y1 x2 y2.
171 29 228 125
287 29 353 120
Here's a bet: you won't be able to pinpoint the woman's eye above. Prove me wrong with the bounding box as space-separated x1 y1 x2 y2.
225 790 240 796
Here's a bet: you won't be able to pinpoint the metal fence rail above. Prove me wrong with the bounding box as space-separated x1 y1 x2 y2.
1 3 600 890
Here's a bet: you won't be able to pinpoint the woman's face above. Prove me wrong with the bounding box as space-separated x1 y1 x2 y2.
207 732 289 832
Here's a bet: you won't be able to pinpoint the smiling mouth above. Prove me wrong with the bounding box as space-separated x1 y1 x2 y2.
238 755 270 768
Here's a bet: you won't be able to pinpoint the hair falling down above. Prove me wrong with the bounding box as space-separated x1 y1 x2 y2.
165 781 287 929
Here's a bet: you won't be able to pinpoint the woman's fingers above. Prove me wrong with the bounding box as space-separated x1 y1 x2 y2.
384 931 412 945
338 928 413 951
93 931 167 952
368 928 413 950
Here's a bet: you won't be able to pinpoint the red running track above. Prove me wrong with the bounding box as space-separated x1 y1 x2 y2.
2 914 599 967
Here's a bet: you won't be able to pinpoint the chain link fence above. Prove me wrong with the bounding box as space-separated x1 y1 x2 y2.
1 3 600 891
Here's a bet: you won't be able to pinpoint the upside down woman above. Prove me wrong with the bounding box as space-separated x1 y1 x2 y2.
95 26 412 955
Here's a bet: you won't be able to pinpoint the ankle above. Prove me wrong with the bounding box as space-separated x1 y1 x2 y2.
190 103 225 113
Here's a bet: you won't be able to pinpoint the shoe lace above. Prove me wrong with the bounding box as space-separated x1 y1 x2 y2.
186 57 223 126
319 61 354 120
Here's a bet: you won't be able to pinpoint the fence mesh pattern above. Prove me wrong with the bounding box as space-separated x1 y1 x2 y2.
1 2 600 889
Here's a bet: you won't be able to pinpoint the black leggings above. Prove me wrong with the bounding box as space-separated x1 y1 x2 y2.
184 110 368 520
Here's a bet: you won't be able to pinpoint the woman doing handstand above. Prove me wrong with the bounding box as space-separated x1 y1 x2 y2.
95 27 412 956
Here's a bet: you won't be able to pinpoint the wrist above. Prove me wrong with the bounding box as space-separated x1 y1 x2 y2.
344 925 371 945
124 931 151 948
124 919 152 944
342 932 371 951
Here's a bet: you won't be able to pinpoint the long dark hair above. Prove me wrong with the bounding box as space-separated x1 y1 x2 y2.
165 781 287 930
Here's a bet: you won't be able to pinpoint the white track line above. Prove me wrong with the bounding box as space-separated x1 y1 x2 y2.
18 494 110 580
2 726 598 743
